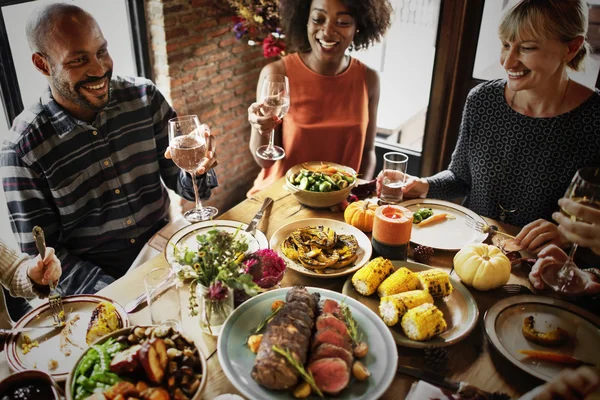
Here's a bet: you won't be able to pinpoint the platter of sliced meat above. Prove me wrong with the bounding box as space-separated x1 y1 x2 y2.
217 286 397 399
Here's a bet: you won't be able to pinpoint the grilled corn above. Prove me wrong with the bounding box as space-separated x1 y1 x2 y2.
417 270 453 298
86 301 123 345
377 267 420 297
379 290 434 326
401 303 447 341
352 257 394 296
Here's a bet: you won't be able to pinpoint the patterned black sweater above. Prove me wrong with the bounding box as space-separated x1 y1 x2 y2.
426 79 600 228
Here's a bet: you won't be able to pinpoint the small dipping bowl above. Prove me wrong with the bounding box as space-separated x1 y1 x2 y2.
0 370 61 400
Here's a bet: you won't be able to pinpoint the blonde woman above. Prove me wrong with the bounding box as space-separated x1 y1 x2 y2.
377 0 600 255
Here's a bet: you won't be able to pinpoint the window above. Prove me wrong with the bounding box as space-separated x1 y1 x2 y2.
353 0 441 154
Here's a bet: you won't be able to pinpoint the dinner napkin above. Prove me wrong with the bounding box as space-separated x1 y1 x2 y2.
405 380 460 400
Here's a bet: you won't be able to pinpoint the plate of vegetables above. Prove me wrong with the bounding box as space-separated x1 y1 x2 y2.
399 199 488 250
66 324 206 400
285 162 357 208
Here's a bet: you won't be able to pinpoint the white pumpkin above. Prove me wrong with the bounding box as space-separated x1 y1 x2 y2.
453 244 511 291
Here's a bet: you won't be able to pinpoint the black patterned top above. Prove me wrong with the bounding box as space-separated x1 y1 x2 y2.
426 79 600 227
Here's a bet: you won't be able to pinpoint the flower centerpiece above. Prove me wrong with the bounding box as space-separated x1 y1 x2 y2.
172 228 259 335
228 0 286 58
242 248 287 289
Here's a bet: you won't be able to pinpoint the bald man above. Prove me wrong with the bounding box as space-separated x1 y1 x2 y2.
0 3 217 317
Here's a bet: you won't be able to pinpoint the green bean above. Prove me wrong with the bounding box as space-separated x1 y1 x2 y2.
76 349 99 377
92 345 110 372
90 372 122 386
76 375 97 392
319 181 332 192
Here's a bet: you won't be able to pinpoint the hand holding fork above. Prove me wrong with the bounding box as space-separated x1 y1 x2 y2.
32 226 65 326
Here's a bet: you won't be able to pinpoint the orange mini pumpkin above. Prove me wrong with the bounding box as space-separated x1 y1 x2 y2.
344 201 378 232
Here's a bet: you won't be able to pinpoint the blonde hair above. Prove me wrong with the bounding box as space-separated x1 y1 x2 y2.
498 0 591 71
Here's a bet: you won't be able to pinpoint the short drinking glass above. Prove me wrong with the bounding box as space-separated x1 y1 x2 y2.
380 152 409 205
256 74 290 161
144 267 182 329
168 115 218 222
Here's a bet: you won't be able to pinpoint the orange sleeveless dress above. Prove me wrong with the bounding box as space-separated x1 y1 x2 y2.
247 52 369 196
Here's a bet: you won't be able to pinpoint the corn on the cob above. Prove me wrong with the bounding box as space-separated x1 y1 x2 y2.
417 270 453 298
352 257 394 296
401 303 447 341
379 290 434 326
377 267 420 297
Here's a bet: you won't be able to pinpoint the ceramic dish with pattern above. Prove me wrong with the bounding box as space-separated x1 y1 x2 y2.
484 295 600 382
217 286 397 400
399 199 488 250
165 220 269 274
5 295 129 381
342 260 478 348
270 218 372 278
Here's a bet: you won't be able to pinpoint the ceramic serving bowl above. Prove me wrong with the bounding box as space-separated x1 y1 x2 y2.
285 161 357 208
66 325 207 400
0 369 62 399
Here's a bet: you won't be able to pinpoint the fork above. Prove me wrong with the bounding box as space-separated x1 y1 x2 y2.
498 284 533 295
33 226 65 326
464 218 516 239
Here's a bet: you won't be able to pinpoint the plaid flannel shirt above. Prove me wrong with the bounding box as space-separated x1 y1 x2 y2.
1 76 217 296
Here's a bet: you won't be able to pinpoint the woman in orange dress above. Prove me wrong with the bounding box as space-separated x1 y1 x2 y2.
247 0 392 196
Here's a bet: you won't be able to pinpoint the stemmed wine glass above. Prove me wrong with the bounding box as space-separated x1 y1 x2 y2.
256 74 290 161
541 167 600 293
168 115 218 222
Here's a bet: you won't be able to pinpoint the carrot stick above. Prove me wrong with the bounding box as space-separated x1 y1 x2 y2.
417 213 448 226
518 350 591 366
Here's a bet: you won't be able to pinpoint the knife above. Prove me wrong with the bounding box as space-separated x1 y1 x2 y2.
397 365 505 399
245 197 273 234
124 281 175 314
0 324 63 335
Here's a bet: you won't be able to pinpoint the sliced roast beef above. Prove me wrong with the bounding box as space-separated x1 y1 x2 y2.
310 343 353 368
316 313 348 337
252 287 319 390
307 357 350 395
322 298 342 317
312 327 352 352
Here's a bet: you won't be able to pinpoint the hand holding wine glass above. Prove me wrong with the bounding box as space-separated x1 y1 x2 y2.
553 197 600 256
540 167 600 293
167 115 218 222
253 74 290 161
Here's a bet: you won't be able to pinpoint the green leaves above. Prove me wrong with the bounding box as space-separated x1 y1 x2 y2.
174 227 259 315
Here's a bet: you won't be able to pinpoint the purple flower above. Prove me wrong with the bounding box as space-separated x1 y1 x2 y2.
233 22 247 40
207 281 228 301
243 249 286 288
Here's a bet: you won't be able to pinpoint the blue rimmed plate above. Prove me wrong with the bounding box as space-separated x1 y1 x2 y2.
217 287 397 400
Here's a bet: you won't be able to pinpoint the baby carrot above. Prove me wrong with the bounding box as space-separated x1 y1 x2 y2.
417 213 448 226
518 350 591 366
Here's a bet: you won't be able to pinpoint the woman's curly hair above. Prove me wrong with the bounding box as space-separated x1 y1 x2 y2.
279 0 393 52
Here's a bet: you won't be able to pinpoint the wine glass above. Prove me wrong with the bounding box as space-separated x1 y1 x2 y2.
168 115 218 222
256 74 290 161
541 167 600 293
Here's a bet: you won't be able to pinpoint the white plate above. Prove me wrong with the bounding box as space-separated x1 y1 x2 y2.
4 295 129 381
342 261 479 348
399 199 488 250
217 287 398 400
484 295 600 382
269 218 372 278
165 220 269 270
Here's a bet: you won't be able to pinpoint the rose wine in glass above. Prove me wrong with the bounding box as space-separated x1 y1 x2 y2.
541 167 600 293
256 74 290 161
168 115 218 222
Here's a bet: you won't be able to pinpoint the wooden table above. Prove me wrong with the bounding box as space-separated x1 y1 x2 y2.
97 177 539 399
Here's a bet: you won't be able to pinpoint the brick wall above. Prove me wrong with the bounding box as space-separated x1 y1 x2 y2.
144 0 268 213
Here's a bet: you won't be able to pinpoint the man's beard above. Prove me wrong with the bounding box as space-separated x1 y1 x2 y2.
52 70 112 112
